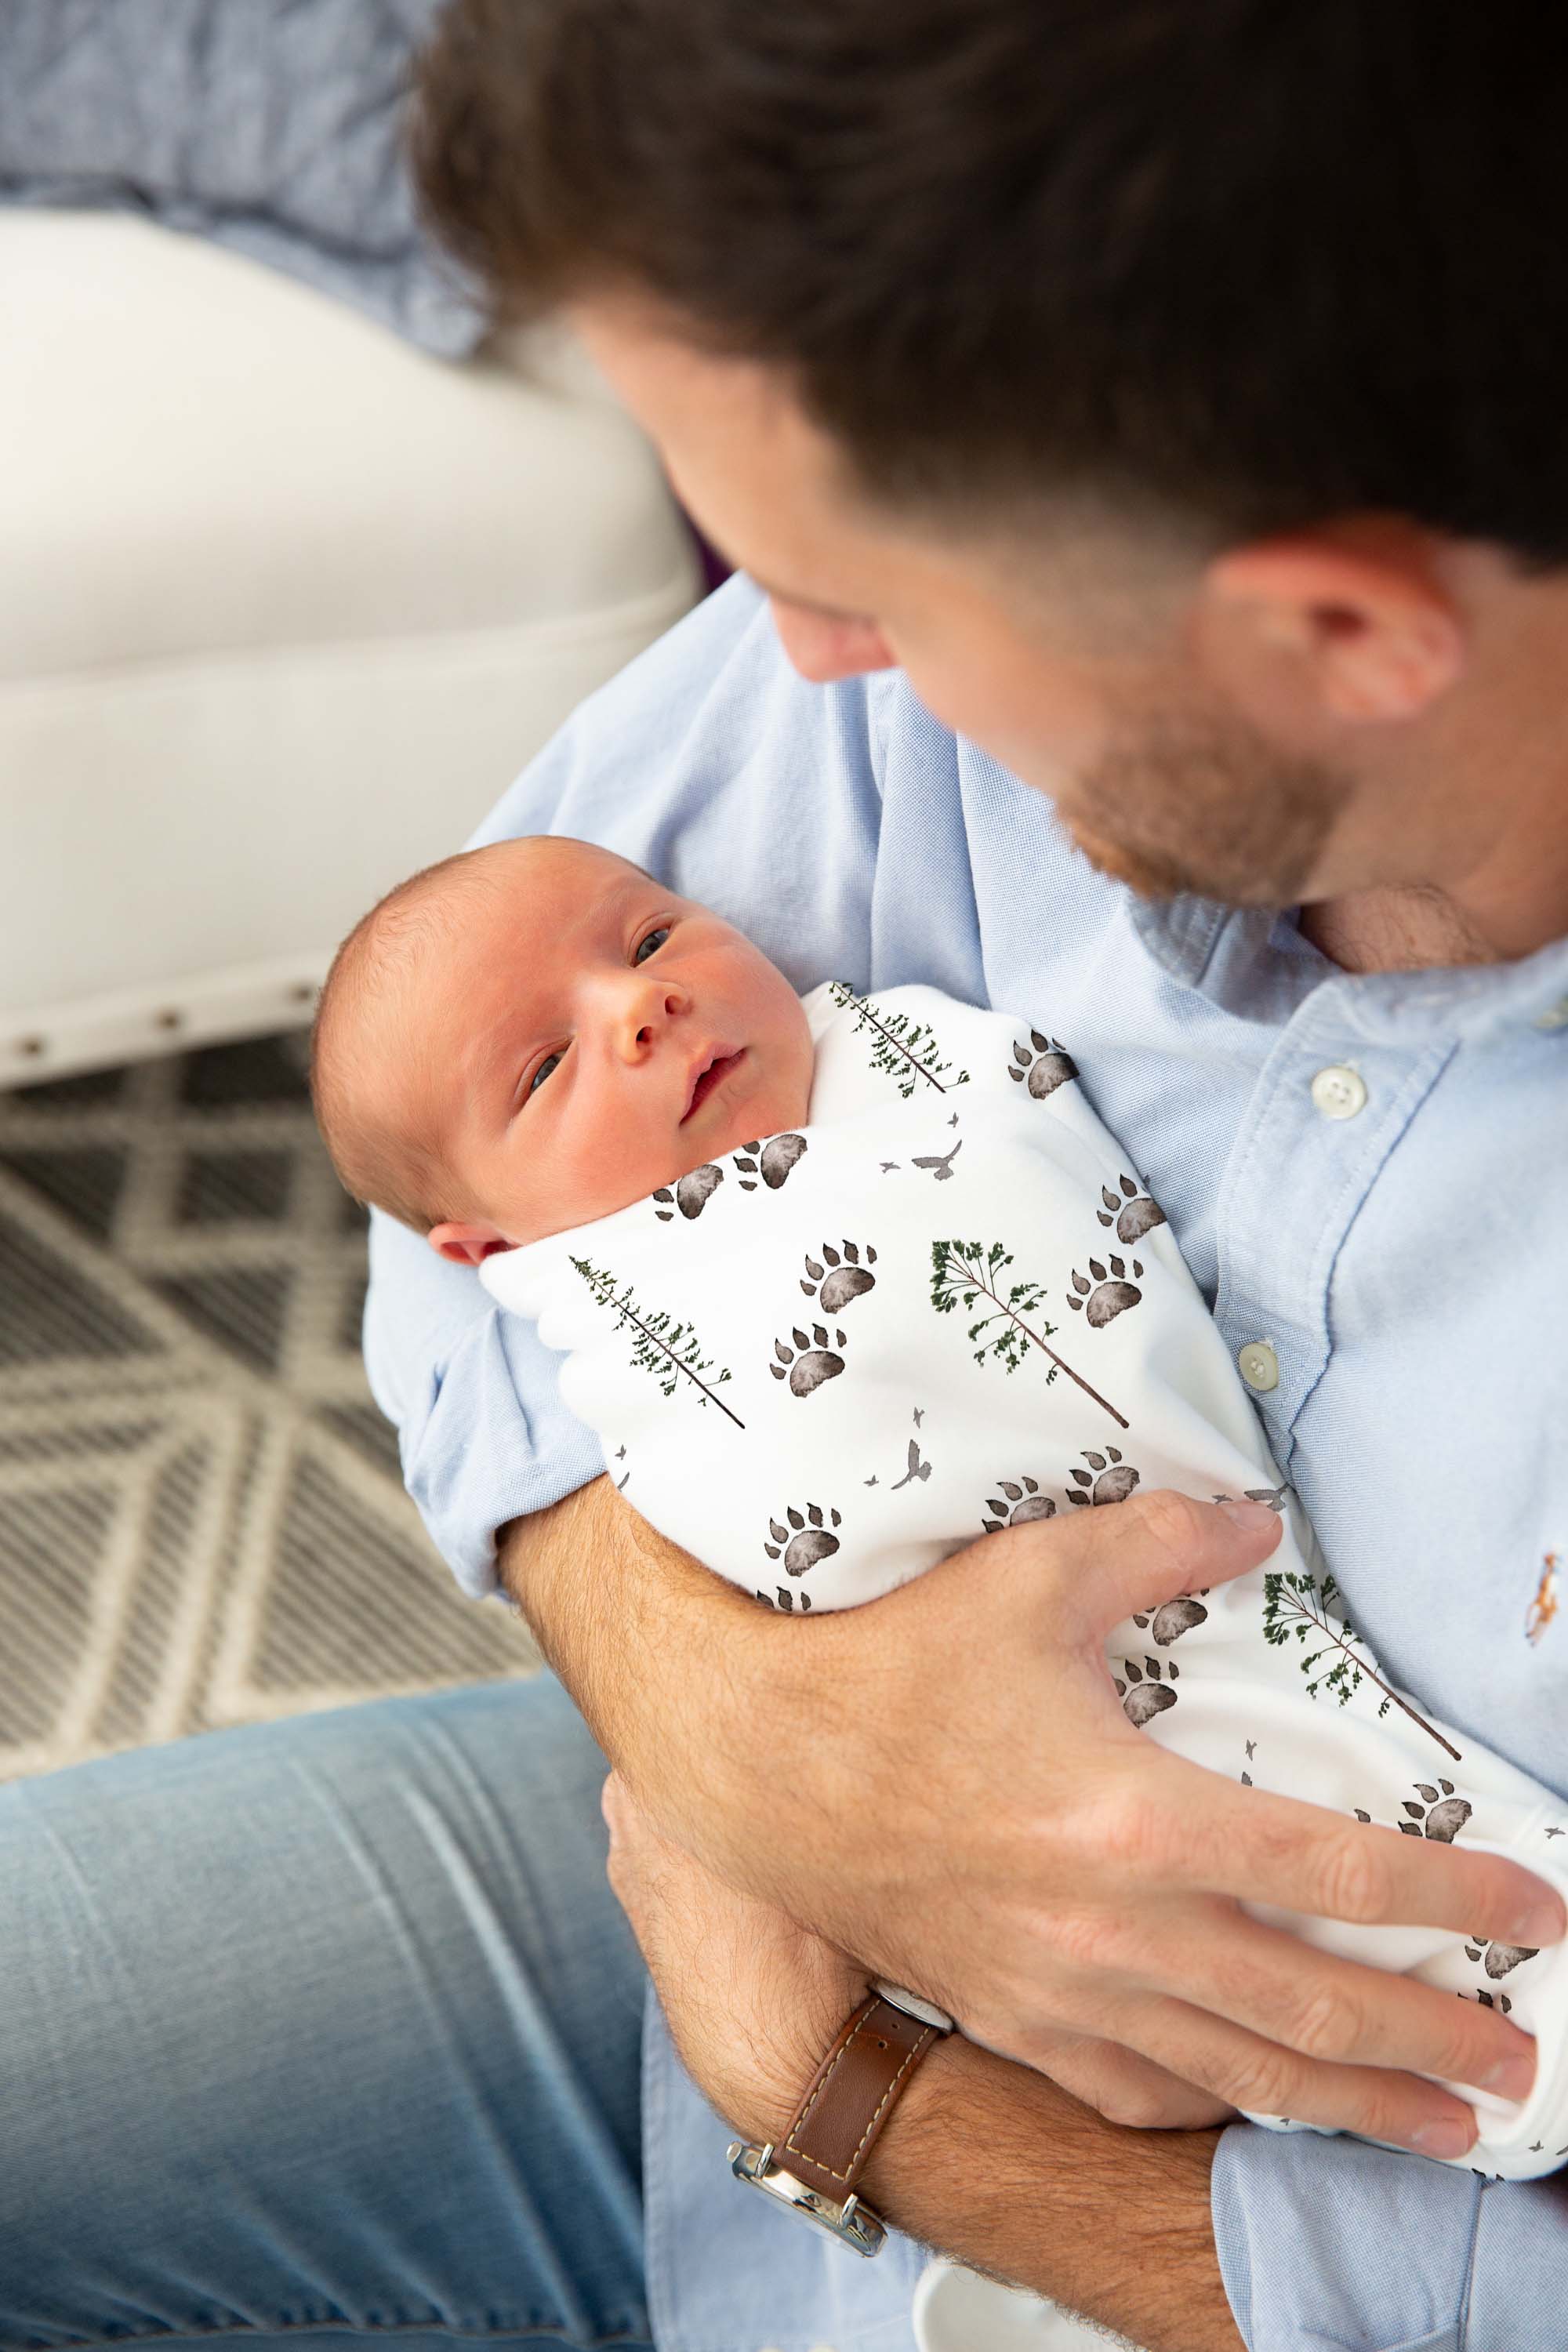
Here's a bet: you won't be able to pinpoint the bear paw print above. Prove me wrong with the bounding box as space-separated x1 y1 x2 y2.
652 1164 724 1221
764 1501 842 1577
1112 1654 1179 1726
1064 1444 1141 1508
1396 1779 1472 1842
1097 1173 1167 1245
1465 1935 1539 1980
1132 1592 1210 1646
757 1584 813 1613
800 1240 877 1314
982 1475 1056 1534
771 1323 848 1396
733 1134 808 1192
1009 1030 1079 1098
1066 1254 1143 1324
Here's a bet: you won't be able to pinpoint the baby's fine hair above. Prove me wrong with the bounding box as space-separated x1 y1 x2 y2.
310 846 517 1233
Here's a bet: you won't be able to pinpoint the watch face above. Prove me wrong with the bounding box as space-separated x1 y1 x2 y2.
727 2142 886 2258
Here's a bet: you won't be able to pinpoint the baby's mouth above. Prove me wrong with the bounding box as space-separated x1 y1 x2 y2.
681 1048 746 1123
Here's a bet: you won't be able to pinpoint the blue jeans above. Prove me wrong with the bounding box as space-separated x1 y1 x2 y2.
0 1675 653 2352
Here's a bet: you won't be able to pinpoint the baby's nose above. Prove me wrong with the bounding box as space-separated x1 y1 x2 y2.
619 979 688 1054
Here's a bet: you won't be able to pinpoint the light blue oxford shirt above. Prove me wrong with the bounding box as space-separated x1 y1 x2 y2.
365 575 1568 2352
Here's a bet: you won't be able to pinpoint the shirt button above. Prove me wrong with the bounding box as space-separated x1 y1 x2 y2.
1238 1341 1279 1392
1535 996 1568 1032
1310 1064 1367 1120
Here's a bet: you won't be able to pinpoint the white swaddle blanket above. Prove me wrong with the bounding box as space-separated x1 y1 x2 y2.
484 981 1568 2178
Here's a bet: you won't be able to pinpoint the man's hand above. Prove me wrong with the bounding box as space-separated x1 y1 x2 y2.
601 1771 1245 2352
504 1479 1562 2161
604 1761 1230 2136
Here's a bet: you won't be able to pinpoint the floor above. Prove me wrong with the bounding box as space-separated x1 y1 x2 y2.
0 1029 539 1786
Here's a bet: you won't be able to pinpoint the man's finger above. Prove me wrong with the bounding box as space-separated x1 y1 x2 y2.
1024 2033 1236 2131
600 1769 632 1842
1038 1487 1283 1640
1161 1762 1568 1948
1135 1905 1539 2103
1080 1992 1483 2161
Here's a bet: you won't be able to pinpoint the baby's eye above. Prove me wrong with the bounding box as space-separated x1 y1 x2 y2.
633 926 670 966
528 1051 564 1096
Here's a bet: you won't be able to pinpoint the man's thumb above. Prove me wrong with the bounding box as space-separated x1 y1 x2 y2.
1064 1488 1282 1639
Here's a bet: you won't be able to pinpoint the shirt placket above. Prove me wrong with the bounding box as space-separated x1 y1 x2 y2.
1210 982 1455 1469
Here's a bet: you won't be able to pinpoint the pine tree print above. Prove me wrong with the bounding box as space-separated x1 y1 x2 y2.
1261 1569 1460 1759
571 1257 744 1428
828 983 971 1098
929 1239 1128 1428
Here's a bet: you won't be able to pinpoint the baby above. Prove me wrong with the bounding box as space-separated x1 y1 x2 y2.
314 832 1568 2180
310 833 817 1265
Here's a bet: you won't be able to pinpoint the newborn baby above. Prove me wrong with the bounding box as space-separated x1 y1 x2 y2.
314 833 1568 2180
310 833 816 1265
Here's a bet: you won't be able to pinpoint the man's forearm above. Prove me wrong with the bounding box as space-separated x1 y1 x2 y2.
498 1476 789 1867
859 2038 1242 2352
534 1489 1244 2346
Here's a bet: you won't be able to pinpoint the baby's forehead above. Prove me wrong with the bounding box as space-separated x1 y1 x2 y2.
465 834 651 908
370 840 655 1043
398 837 654 1016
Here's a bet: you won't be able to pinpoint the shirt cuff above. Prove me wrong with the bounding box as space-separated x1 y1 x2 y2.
1211 2122 1478 2351
401 1304 605 1599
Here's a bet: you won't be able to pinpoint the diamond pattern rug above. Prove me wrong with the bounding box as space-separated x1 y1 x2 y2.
0 1033 539 1786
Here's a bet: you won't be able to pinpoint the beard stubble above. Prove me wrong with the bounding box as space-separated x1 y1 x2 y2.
1061 699 1353 906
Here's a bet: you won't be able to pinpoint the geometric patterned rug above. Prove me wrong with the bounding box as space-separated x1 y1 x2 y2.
0 1029 539 1787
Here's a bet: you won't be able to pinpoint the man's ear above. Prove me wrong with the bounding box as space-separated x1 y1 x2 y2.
427 1219 514 1266
1203 525 1466 724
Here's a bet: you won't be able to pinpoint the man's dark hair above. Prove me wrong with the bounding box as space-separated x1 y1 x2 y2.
414 1 1568 564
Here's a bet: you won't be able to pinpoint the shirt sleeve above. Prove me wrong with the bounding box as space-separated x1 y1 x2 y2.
361 573 888 1594
1212 2116 1568 2350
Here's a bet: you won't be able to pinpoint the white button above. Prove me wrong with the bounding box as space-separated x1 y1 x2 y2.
1310 1064 1367 1120
1535 996 1568 1032
1238 1341 1279 1392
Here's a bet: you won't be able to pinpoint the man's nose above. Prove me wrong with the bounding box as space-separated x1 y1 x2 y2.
768 599 896 684
612 972 691 1061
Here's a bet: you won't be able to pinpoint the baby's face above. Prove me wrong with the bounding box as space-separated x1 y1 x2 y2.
416 839 815 1258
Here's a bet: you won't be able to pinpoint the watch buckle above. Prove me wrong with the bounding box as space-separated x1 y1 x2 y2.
727 2139 887 2257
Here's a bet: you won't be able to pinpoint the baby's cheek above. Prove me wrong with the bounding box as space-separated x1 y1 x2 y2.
749 1076 810 1146
585 1114 698 1215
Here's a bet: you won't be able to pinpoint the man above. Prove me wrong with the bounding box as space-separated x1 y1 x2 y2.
0 6 1561 2352
377 1 1568 2343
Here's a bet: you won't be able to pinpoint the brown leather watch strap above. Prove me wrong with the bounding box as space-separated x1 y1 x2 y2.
777 1993 942 2201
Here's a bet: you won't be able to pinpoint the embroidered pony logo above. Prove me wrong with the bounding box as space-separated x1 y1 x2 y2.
1526 1552 1561 1646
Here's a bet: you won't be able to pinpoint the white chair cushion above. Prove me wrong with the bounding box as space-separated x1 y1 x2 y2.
0 212 701 1079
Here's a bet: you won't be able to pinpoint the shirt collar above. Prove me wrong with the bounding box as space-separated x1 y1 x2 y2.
1130 893 1568 1045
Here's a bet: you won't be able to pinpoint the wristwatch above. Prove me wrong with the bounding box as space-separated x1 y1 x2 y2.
727 1980 954 2256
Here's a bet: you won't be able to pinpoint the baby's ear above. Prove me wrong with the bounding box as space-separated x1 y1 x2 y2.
428 1220 512 1267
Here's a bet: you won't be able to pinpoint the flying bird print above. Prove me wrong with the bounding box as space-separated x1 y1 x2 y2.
891 1439 932 1490
912 1140 964 1181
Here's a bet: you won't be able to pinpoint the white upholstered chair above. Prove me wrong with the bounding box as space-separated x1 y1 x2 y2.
0 211 702 1085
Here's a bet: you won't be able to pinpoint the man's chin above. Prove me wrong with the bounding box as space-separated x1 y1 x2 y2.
1065 815 1301 910
1047 701 1350 910
1064 818 1221 903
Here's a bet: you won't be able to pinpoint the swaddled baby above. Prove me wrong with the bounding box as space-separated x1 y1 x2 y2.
314 833 1568 2178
